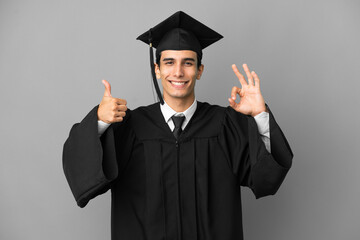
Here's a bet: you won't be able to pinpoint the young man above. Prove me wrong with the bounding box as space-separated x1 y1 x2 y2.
63 11 293 240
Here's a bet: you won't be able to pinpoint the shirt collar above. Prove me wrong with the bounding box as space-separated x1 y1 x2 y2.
160 99 197 123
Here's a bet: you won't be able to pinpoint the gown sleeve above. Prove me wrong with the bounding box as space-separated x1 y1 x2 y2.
220 105 293 199
62 105 133 207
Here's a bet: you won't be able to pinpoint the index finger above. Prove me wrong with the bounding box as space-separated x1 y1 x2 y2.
114 98 127 105
232 64 247 86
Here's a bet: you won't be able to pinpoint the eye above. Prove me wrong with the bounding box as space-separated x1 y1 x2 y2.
185 61 193 66
164 61 173 65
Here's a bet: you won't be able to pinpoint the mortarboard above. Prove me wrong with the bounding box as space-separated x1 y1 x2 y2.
137 11 223 105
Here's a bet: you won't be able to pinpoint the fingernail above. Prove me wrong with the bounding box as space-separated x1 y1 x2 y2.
232 96 236 100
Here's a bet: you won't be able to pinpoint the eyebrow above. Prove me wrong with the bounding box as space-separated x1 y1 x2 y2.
162 58 196 62
183 58 195 62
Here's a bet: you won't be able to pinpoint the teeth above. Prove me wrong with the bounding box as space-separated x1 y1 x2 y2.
172 82 185 86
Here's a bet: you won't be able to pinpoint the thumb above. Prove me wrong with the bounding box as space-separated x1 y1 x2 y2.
102 79 112 97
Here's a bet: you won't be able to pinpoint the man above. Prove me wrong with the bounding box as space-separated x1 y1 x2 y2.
63 11 293 240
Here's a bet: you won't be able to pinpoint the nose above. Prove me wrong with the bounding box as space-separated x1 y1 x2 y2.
173 63 184 78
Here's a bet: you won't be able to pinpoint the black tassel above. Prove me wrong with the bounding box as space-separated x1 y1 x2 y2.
149 29 164 105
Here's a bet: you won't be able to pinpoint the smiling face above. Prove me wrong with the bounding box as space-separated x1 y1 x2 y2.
155 50 204 107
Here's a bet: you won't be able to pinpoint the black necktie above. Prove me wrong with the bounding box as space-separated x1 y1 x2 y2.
171 115 185 139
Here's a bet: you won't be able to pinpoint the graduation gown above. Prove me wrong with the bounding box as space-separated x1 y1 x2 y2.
63 101 293 240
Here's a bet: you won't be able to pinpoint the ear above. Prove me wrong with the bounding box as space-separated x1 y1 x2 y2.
196 64 204 80
154 63 160 79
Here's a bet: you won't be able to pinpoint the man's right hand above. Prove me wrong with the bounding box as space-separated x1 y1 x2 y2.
97 80 127 123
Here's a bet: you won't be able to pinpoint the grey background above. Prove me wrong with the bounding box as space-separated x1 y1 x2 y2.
1 0 359 239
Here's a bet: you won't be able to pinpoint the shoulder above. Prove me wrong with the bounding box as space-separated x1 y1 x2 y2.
198 101 250 134
196 101 247 121
127 102 169 139
132 102 159 114
111 102 162 137
182 101 246 138
196 101 225 116
112 102 160 122
130 102 161 122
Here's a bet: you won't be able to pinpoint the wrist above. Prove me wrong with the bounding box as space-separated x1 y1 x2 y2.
251 106 267 117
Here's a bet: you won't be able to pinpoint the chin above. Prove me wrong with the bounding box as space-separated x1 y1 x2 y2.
169 94 187 100
168 92 193 100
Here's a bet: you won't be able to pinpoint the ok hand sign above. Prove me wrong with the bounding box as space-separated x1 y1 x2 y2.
228 64 267 117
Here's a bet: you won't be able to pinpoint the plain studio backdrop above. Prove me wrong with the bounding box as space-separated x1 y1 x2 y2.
1 0 359 239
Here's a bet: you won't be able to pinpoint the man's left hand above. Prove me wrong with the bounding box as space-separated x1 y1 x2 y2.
228 64 267 117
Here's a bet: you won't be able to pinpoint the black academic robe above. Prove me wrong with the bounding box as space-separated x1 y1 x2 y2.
63 101 293 240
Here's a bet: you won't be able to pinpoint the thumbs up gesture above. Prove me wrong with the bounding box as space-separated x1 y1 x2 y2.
97 80 127 123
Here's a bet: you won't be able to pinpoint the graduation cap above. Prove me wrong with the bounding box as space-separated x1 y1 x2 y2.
137 11 223 105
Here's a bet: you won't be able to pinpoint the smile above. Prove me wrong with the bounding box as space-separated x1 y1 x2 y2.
168 80 189 88
172 81 186 85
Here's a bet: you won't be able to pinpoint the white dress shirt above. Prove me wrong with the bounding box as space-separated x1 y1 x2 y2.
97 100 271 152
160 99 197 132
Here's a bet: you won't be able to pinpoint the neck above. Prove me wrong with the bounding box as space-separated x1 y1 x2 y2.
164 95 195 112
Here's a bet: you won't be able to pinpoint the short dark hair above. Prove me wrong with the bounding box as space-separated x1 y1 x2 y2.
156 52 202 68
